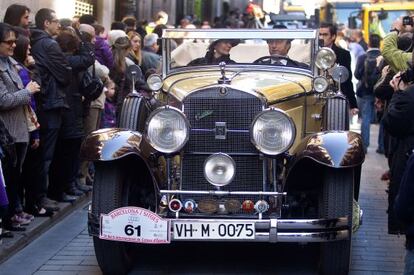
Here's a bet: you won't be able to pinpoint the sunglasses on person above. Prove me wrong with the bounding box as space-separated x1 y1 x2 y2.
1 40 16 46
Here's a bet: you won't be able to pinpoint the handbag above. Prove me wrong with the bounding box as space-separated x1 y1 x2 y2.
79 63 104 101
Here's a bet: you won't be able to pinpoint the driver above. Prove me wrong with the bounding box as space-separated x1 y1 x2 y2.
258 24 308 68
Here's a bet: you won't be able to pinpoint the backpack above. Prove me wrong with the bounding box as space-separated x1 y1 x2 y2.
79 63 104 101
363 52 381 89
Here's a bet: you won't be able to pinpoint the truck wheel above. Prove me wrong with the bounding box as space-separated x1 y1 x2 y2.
92 159 155 275
119 95 148 131
322 96 349 131
319 168 354 275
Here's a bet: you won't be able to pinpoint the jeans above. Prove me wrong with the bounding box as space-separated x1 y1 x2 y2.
358 95 375 152
404 249 414 275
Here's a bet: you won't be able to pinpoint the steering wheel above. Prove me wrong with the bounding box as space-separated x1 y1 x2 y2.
253 55 296 65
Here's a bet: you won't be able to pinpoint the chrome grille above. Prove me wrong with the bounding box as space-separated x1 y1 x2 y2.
180 86 265 214
183 87 263 153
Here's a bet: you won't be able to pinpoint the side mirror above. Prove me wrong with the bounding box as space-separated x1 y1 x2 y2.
126 65 144 94
348 16 357 29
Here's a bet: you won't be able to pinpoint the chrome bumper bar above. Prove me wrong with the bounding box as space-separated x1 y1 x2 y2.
160 190 287 196
170 217 349 243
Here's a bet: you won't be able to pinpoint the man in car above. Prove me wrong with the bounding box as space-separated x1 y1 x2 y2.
319 22 358 115
256 24 308 68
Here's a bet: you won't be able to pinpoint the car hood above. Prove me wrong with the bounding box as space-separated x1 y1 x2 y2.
163 70 313 103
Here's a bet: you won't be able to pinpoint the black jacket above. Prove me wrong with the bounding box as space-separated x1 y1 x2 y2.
383 85 414 234
30 29 72 111
395 152 414 250
331 44 358 109
354 49 381 97
188 52 236 66
61 42 95 139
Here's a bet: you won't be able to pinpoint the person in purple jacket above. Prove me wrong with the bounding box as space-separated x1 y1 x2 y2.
93 24 113 70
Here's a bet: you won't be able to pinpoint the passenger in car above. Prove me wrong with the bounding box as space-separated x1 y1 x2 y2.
188 39 239 66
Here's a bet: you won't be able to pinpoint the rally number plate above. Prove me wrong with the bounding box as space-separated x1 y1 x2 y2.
173 221 255 240
100 207 170 244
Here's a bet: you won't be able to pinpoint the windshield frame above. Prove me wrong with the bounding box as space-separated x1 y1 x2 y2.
161 29 318 78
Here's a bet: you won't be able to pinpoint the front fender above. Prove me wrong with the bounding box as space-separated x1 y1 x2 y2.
292 131 365 168
80 128 155 161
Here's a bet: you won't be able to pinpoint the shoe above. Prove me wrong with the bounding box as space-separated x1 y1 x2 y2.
16 211 34 221
39 198 60 212
3 223 26 231
76 182 92 193
11 214 31 225
25 205 54 217
66 187 84 197
60 192 78 203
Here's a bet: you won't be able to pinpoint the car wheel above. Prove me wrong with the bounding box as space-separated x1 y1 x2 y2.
92 159 156 275
322 96 349 131
119 95 148 131
319 168 354 275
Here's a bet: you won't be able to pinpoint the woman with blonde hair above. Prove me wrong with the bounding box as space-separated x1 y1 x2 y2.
127 31 142 66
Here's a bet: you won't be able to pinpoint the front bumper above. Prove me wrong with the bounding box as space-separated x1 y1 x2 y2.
88 212 349 243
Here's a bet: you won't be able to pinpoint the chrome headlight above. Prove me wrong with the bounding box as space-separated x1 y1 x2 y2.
146 107 189 153
313 76 329 93
251 109 296 155
315 47 336 70
204 153 236 187
147 74 163 91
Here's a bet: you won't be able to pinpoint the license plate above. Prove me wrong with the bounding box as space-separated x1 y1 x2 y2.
100 207 170 244
173 221 255 240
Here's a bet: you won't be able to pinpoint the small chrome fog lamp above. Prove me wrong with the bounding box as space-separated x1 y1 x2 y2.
204 153 236 187
313 76 329 93
147 74 163 91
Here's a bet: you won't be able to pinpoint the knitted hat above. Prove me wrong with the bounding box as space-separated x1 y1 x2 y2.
108 30 128 47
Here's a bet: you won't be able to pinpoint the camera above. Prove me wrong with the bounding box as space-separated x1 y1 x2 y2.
403 16 413 26
400 66 414 83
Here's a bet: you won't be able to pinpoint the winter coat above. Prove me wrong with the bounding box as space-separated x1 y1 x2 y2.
354 48 381 97
395 152 414 250
382 85 414 234
331 44 358 109
30 29 71 111
94 36 113 70
61 42 95 139
382 31 411 73
0 57 31 143
188 51 236 66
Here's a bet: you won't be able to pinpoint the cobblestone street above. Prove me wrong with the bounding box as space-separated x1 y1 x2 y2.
0 125 406 275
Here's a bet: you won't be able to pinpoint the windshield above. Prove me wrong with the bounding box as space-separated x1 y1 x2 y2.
163 29 316 75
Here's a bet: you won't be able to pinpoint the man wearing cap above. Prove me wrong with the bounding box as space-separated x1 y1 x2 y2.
141 33 161 76
256 24 308 68
188 39 239 66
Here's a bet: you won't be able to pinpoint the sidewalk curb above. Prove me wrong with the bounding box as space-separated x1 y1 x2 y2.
0 193 91 264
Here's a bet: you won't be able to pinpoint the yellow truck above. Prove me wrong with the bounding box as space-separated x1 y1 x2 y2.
349 1 414 43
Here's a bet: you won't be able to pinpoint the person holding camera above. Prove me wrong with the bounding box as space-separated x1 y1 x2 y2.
382 16 414 73
382 52 414 235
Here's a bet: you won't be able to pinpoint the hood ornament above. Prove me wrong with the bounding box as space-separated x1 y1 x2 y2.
218 62 230 84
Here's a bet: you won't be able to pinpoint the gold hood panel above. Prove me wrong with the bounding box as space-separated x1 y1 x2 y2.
163 71 312 102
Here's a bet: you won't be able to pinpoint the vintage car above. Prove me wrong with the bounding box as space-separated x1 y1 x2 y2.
81 29 365 274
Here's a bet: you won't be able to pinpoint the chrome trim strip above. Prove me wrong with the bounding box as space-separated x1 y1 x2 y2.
160 190 287 196
169 218 349 242
185 152 260 156
192 129 249 133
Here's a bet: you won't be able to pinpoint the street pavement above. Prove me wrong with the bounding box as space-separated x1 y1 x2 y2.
0 124 406 274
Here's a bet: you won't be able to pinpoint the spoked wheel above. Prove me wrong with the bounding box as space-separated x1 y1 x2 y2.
92 159 156 275
319 168 354 275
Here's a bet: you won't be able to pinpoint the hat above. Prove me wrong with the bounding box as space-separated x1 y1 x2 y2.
108 30 128 46
143 33 159 47
210 39 240 49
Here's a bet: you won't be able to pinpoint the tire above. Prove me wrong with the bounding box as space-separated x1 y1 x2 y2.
322 96 349 131
119 95 148 131
319 168 354 275
92 159 156 275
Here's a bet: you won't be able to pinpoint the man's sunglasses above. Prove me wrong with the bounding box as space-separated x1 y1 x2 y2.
1 40 16 46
